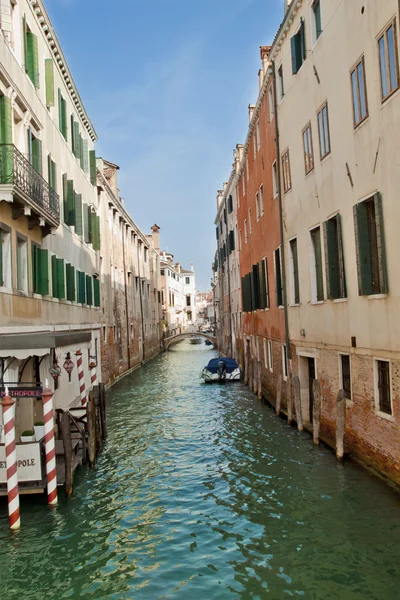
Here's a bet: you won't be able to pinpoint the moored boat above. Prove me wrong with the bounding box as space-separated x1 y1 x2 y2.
189 336 202 344
201 357 241 382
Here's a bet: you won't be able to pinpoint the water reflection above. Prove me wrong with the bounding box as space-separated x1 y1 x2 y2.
0 341 399 599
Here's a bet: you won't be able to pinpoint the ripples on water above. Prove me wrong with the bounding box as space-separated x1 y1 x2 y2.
0 342 399 600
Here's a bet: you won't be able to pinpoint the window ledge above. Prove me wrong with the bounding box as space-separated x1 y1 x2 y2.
333 298 348 303
381 86 400 107
289 303 301 307
278 305 285 310
0 286 13 295
368 294 387 300
311 300 325 305
375 410 395 423
320 152 331 164
33 293 43 300
354 116 369 131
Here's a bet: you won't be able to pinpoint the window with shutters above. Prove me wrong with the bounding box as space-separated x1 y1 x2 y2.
16 236 28 293
272 161 278 198
275 247 283 307
89 150 97 185
351 56 368 127
24 21 39 89
282 149 291 193
354 193 387 296
340 354 351 400
58 89 67 140
302 122 314 174
66 264 75 302
310 226 324 302
227 195 233 214
378 19 399 102
311 0 322 44
76 270 86 304
255 192 260 221
86 275 93 306
323 214 346 299
291 18 306 74
317 102 330 159
32 244 49 296
47 155 57 192
278 65 284 100
289 238 300 305
0 225 11 288
375 359 392 416
51 255 65 299
27 129 42 175
185 276 190 284
259 185 264 217
45 59 55 108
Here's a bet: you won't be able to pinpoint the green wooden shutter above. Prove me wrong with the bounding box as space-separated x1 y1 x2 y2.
73 121 80 158
76 269 80 303
275 249 283 306
300 18 306 61
39 248 49 296
26 31 39 88
66 264 75 301
336 214 347 298
51 160 57 193
83 203 90 243
45 59 54 107
62 173 68 223
66 180 75 226
79 271 86 304
93 277 100 307
86 275 93 306
32 137 42 175
89 150 96 185
291 35 298 74
0 230 3 286
314 228 324 301
323 221 332 299
92 214 100 250
82 140 89 173
47 154 51 186
70 115 75 153
216 227 219 241
79 134 84 169
56 258 65 299
32 244 39 293
58 89 63 133
0 95 13 181
22 15 27 71
74 193 83 237
354 202 373 295
374 192 388 294
51 254 57 297
292 240 300 304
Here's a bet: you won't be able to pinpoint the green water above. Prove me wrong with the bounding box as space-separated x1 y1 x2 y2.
1 342 399 600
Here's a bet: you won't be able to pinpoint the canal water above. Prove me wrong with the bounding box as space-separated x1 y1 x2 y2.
1 342 400 600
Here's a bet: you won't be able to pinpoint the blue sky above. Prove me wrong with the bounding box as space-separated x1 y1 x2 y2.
47 0 284 290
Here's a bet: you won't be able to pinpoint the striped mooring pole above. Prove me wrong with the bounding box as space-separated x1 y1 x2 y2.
1 389 21 530
76 350 87 406
89 358 97 388
42 380 57 506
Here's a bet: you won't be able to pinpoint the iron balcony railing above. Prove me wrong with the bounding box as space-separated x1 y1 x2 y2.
0 144 60 225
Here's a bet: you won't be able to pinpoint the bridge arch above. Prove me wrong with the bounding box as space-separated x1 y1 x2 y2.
164 332 216 350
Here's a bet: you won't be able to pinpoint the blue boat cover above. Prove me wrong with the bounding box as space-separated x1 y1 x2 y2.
205 357 239 374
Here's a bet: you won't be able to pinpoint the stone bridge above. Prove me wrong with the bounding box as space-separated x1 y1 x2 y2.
164 332 216 350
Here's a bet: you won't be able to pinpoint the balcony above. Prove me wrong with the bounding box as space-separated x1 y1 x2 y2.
0 144 60 228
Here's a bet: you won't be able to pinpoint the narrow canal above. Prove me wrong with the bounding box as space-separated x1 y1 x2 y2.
1 342 400 599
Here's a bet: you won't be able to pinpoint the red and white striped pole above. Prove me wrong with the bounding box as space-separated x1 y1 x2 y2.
1 388 20 530
42 379 57 506
89 358 97 388
76 351 87 406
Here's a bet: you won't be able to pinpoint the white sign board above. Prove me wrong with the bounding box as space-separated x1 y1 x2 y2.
0 443 43 483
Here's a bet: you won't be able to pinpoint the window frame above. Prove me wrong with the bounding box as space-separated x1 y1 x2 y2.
311 0 322 44
16 234 28 294
281 148 292 193
289 236 300 305
317 102 331 160
377 18 400 103
278 65 284 100
310 225 325 303
274 246 283 307
259 184 264 216
267 339 273 371
0 223 12 289
302 121 314 174
350 55 369 128
282 344 288 381
272 161 278 198
374 358 393 417
339 353 352 401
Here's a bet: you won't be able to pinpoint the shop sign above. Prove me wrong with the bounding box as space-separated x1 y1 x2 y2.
0 386 43 398
0 443 42 483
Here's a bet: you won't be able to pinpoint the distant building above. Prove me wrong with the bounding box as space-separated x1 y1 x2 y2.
160 253 197 335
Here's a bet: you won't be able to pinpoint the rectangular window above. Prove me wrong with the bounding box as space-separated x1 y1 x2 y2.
259 185 264 216
255 192 260 221
302 122 314 174
340 354 351 400
268 340 273 371
263 339 268 369
272 161 278 197
291 18 306 74
66 263 75 302
58 89 67 141
275 247 283 306
310 226 324 302
16 237 28 293
317 102 331 159
312 0 322 42
32 245 49 296
185 276 190 284
282 344 288 380
289 238 300 304
375 360 392 415
323 214 347 299
378 19 399 101
161 269 165 276
351 57 368 126
24 21 39 89
45 59 55 108
282 149 292 193
354 193 388 296
93 277 100 307
278 65 284 99
186 294 191 307
268 86 274 120
51 255 65 299
228 195 233 214
0 226 11 288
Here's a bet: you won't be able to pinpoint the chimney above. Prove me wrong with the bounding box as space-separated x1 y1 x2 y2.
217 190 224 210
223 181 228 193
175 263 181 274
258 69 263 91
191 264 194 272
151 224 160 251
260 46 272 76
248 104 255 122
237 144 244 163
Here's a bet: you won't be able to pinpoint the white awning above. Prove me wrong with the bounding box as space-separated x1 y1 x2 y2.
0 349 50 360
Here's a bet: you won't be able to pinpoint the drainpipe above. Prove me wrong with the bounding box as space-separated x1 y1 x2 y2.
272 61 291 372
137 242 145 363
121 223 131 370
225 199 233 356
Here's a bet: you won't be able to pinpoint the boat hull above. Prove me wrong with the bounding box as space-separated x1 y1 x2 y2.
201 368 241 382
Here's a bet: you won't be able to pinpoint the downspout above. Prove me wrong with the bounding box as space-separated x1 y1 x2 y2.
272 60 291 372
225 199 233 356
121 223 131 370
137 242 145 363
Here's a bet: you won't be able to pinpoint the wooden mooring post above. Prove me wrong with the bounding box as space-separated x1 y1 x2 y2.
336 390 346 462
99 383 108 440
60 411 74 496
87 391 96 468
293 376 303 431
287 374 293 424
276 373 282 416
257 361 262 400
312 380 322 445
